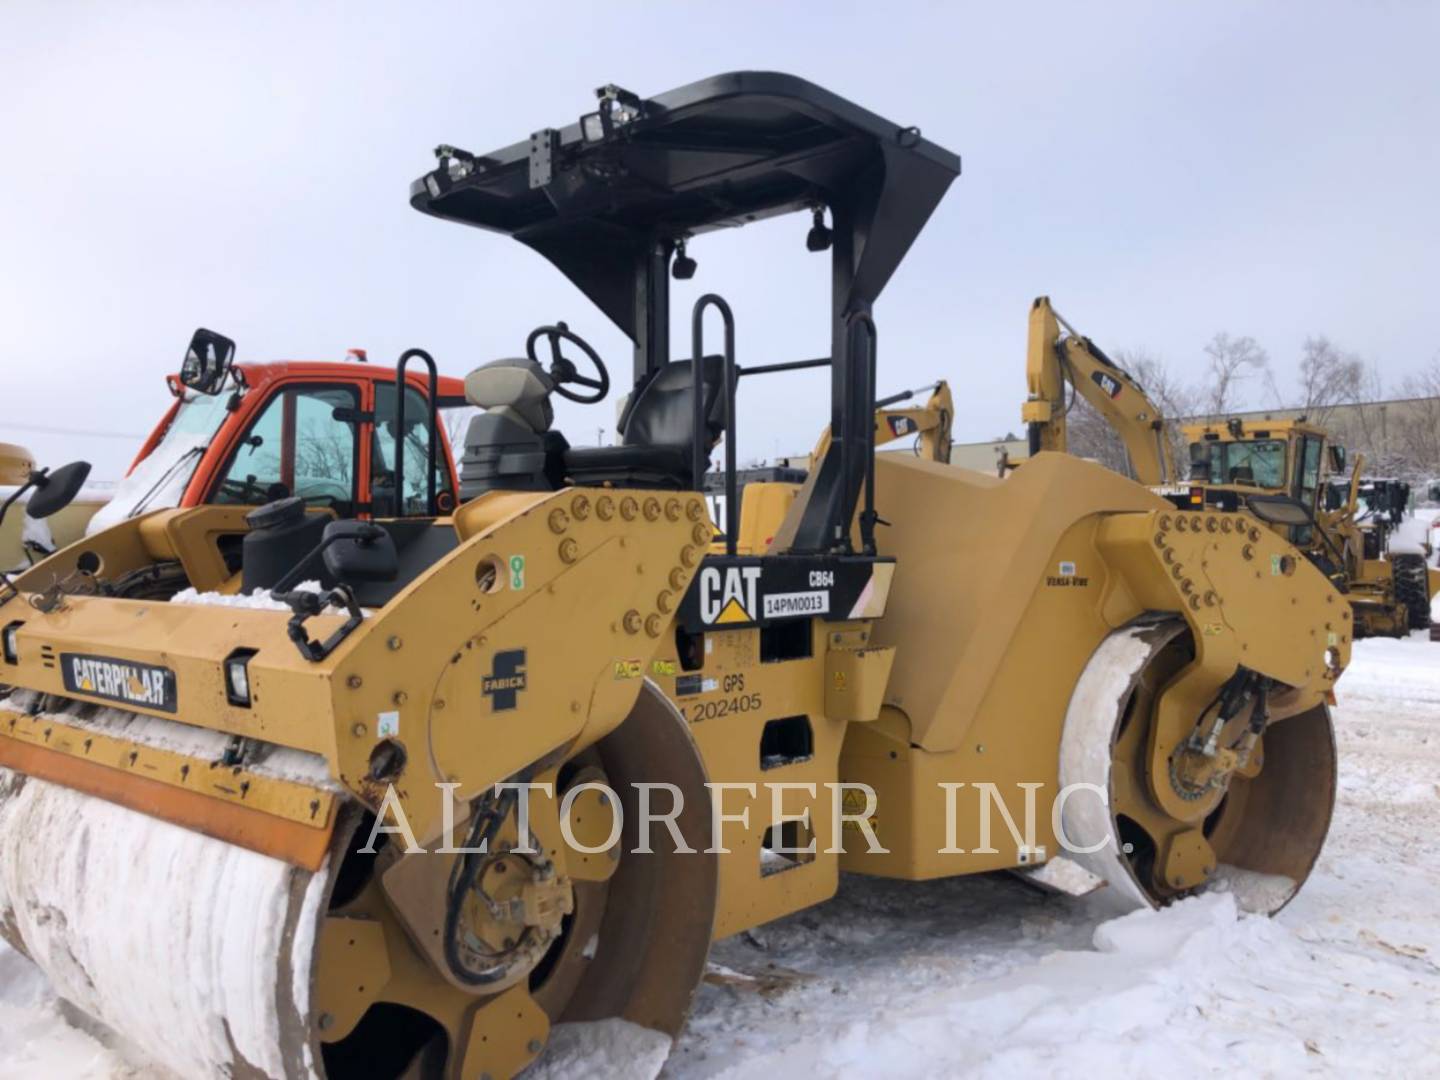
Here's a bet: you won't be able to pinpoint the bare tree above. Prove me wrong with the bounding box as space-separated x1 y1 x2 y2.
441 405 479 456
1202 333 1269 417
1296 336 1363 426
1392 358 1440 479
1063 396 1133 476
1121 349 1201 477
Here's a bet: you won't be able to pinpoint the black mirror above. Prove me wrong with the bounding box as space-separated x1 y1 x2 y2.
1245 493 1313 528
26 461 92 520
321 521 398 583
181 328 237 395
1327 445 1347 473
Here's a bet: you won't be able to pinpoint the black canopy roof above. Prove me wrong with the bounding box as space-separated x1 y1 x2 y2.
410 72 961 342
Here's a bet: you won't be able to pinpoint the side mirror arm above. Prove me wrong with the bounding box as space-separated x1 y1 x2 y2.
0 470 43 532
268 522 391 662
279 584 365 662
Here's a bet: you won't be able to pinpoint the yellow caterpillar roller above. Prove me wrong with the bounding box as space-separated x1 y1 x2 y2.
0 73 1346 1078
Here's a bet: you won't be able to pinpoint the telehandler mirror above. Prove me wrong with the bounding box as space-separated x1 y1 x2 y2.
23 461 92 520
321 521 399 583
1328 445 1347 473
181 328 237 395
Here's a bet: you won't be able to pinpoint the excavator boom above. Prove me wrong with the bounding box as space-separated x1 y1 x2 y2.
1021 296 1176 485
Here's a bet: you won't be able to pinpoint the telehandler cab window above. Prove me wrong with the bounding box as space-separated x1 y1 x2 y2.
210 384 359 514
372 384 454 516
1189 439 1286 488
163 390 233 446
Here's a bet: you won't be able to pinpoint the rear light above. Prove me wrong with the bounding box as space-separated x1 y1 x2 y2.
1189 487 1204 506
2 622 20 664
224 648 258 706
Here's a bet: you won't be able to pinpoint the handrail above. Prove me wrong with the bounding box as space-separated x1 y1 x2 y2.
393 348 440 517
738 357 830 378
691 295 737 556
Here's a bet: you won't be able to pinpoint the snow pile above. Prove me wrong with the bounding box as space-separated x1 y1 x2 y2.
0 947 141 1079
1390 511 1439 559
1207 864 1297 913
682 890 1435 1077
522 1021 672 1080
170 580 334 611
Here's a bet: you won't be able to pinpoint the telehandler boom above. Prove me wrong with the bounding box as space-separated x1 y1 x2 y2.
0 73 1347 1080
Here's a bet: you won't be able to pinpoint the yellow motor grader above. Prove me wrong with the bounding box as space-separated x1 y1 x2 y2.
1183 417 1436 634
0 74 1347 1079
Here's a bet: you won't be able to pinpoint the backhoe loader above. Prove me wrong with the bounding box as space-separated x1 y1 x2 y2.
0 73 1347 1079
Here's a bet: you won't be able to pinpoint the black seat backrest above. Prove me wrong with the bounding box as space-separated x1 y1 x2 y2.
620 356 728 450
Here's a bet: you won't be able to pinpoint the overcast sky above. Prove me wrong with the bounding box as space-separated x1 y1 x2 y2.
3 2 1437 478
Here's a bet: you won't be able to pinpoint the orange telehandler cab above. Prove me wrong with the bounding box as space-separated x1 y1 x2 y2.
85 337 469 538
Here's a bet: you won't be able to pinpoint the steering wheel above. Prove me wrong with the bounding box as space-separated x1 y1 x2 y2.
526 322 610 404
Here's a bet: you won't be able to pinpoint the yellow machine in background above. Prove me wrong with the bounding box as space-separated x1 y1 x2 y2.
0 441 101 570
729 380 954 554
0 74 1349 1079
1019 296 1435 636
1184 417 1436 634
0 442 35 484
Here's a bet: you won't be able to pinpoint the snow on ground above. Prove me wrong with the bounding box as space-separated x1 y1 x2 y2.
0 948 142 1079
2 634 1438 1077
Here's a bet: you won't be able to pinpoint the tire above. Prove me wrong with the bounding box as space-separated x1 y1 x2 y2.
1392 553 1432 630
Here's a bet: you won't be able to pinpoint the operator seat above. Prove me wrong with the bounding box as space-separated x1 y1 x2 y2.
564 357 728 489
458 359 570 498
458 356 727 498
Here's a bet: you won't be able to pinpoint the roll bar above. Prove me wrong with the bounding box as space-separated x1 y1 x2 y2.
687 297 882 556
393 348 440 516
691 295 737 556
